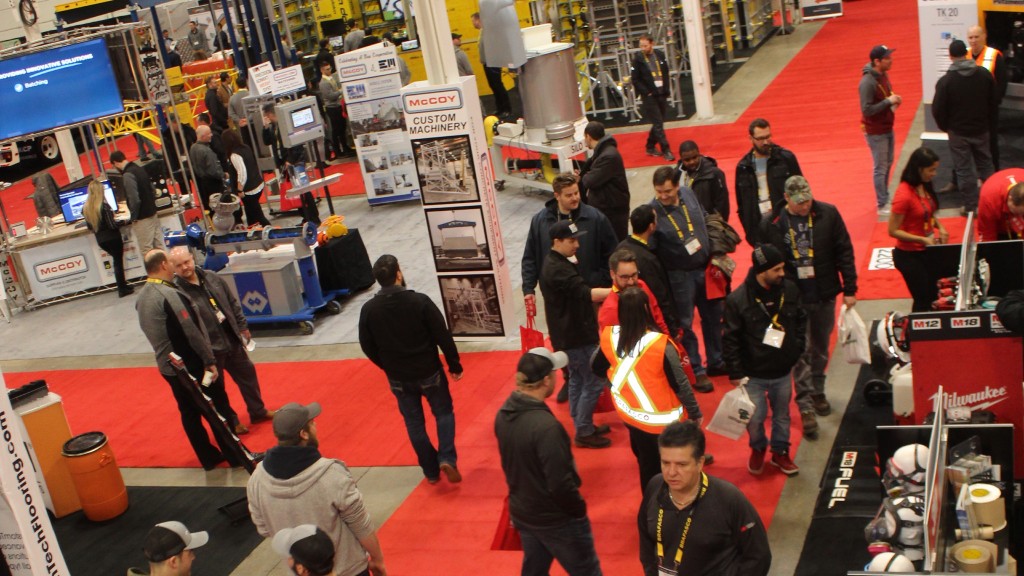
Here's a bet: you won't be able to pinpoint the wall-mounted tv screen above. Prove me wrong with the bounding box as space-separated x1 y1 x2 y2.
0 38 125 141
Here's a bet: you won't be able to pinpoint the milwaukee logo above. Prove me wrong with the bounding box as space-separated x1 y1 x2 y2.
828 451 858 508
35 254 88 282
339 64 368 78
950 316 980 329
403 89 463 113
911 318 940 330
929 386 1009 413
991 313 1005 331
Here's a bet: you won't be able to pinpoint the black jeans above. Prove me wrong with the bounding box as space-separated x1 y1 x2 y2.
893 248 935 312
627 424 661 491
640 95 670 152
241 190 271 227
161 360 240 469
483 67 511 115
215 337 268 421
324 106 351 156
96 235 128 292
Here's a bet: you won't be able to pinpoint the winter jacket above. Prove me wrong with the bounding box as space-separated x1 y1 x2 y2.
758 200 857 302
649 193 711 273
932 59 997 136
123 161 157 221
615 235 679 333
31 173 60 218
248 447 375 576
705 213 741 256
734 146 802 245
677 155 730 217
631 48 670 99
580 135 630 239
358 285 462 381
539 250 600 351
135 281 216 376
995 290 1024 334
722 273 806 380
521 199 617 295
494 390 587 528
859 63 895 134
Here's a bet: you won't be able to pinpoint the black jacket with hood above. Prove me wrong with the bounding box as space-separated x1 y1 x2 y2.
734 145 802 246
723 272 806 380
494 390 587 528
521 199 617 295
932 59 997 136
677 154 730 218
580 135 630 239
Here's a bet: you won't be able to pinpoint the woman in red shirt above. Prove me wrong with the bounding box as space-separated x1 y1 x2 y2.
888 146 950 309
888 147 949 311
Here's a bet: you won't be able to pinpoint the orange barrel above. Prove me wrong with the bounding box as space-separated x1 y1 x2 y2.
61 432 128 521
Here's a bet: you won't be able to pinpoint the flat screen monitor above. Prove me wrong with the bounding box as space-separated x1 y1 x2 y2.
0 38 125 141
58 180 117 223
290 107 315 129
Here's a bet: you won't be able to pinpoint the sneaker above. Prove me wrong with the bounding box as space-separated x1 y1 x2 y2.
706 363 728 377
556 383 569 403
593 424 611 435
574 433 611 448
426 476 440 484
646 148 661 157
748 449 766 475
877 206 891 216
663 152 676 162
770 451 800 476
811 394 832 417
801 411 819 440
693 374 714 393
439 462 462 483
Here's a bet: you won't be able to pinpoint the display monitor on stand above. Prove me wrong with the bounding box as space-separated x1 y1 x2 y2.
57 180 117 223
277 96 325 148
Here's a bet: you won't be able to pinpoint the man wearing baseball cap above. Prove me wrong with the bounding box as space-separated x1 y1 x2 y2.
860 44 901 215
273 525 337 576
247 402 387 576
139 521 208 576
494 348 603 575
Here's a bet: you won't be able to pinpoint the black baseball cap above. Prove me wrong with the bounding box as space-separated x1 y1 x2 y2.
549 220 587 241
869 45 894 61
517 347 568 383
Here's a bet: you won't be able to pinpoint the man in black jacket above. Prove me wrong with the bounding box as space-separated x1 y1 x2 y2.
734 118 802 245
677 140 729 218
617 205 679 335
933 39 997 213
578 121 630 240
723 245 806 477
204 75 229 134
759 176 857 440
631 34 674 161
539 221 612 448
358 255 465 484
495 348 603 576
111 150 163 252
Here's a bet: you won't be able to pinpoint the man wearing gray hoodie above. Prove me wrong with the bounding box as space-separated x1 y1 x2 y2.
859 45 902 214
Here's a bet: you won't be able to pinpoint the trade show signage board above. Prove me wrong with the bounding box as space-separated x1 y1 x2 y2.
400 76 514 341
336 44 420 206
247 63 306 97
0 370 70 575
918 0 978 105
802 0 843 20
0 38 125 141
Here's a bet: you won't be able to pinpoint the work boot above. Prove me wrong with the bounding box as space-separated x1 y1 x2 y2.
693 374 714 393
770 451 800 476
663 151 676 162
574 433 611 448
593 424 611 435
811 394 832 417
556 383 569 403
645 148 661 157
748 449 766 475
801 410 819 440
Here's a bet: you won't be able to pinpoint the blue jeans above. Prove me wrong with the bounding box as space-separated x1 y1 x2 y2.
565 345 604 438
865 132 894 209
515 516 603 576
388 370 456 480
746 374 793 453
666 269 724 374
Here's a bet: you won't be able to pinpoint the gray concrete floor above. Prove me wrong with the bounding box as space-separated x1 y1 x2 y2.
2 22 925 575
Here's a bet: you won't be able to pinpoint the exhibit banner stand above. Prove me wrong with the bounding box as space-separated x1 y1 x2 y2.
336 44 421 206
401 75 515 341
0 369 70 575
918 0 978 134
802 0 843 21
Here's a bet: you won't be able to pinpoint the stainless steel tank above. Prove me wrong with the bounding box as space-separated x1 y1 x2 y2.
518 44 584 143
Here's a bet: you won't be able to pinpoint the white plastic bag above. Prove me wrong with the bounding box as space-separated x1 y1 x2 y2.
838 304 871 365
707 384 755 440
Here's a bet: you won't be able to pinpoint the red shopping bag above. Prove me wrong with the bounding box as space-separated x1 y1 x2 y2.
490 495 523 550
520 311 545 354
705 262 729 300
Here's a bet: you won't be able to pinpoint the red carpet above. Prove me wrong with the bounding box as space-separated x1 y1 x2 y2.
0 135 364 229
856 217 966 300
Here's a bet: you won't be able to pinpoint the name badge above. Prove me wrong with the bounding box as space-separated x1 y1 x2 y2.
797 266 815 280
759 199 772 215
658 565 678 576
763 326 786 348
654 80 663 88
215 309 227 323
685 236 702 255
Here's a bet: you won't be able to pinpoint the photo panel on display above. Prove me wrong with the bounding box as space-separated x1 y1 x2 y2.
424 207 493 272
413 135 479 205
349 95 406 136
438 274 504 337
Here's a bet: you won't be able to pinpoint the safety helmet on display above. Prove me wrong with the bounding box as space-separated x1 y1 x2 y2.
876 312 911 364
865 551 916 572
882 443 928 497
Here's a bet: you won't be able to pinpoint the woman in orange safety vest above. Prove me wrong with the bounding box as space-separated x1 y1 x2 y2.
598 287 703 490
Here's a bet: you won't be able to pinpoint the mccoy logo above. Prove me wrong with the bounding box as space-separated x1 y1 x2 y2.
911 318 941 330
950 316 980 329
339 64 368 79
828 451 858 508
929 385 1009 413
403 89 463 113
35 253 88 282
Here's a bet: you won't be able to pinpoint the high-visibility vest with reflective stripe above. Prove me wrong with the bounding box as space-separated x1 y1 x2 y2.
600 326 684 434
971 46 1000 76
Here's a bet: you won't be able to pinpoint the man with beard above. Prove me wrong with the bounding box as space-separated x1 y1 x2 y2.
734 118 802 245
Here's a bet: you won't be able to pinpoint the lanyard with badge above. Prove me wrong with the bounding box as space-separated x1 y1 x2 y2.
917 191 936 234
647 53 663 88
656 472 709 575
754 292 786 348
785 212 815 280
197 276 227 324
662 204 702 256
147 278 176 288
